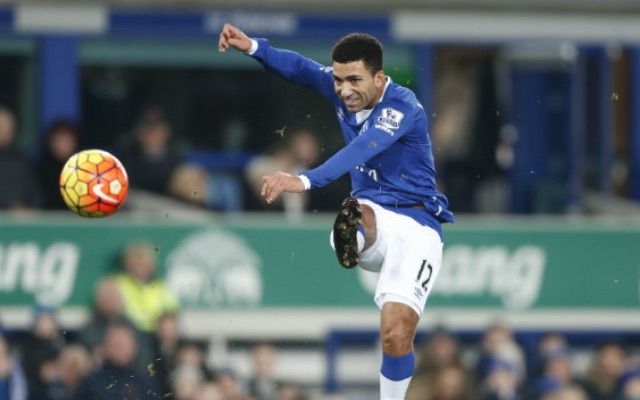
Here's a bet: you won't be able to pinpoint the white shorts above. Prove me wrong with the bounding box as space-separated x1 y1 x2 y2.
356 199 444 317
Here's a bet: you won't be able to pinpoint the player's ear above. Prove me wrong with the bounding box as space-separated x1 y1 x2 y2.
374 70 385 88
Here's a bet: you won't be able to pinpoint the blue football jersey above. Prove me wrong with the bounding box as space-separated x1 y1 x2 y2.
249 39 453 236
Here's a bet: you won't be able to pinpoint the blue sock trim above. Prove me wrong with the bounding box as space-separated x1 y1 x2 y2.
380 352 415 381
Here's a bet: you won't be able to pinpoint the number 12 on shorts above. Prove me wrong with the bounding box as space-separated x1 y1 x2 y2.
416 260 433 291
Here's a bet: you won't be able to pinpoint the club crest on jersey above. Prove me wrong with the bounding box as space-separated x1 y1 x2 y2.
377 107 404 131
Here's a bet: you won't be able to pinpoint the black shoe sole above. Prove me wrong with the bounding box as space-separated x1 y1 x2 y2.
332 197 363 269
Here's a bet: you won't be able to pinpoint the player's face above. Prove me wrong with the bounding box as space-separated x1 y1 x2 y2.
333 61 385 113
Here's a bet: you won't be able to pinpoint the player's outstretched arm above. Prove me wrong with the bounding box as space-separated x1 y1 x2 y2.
302 103 415 189
218 23 251 53
261 172 305 204
218 23 334 100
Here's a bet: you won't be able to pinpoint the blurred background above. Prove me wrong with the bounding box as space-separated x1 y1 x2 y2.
1 1 640 399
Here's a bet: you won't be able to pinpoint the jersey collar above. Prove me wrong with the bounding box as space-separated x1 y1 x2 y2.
354 77 392 125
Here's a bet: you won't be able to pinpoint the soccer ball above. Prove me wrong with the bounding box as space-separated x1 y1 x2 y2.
59 149 129 218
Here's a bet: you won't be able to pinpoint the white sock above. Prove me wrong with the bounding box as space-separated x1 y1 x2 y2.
380 373 412 400
356 229 365 252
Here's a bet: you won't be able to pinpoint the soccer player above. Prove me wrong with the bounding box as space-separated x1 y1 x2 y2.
219 24 454 400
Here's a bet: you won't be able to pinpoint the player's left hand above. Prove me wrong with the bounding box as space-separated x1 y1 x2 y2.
261 171 305 204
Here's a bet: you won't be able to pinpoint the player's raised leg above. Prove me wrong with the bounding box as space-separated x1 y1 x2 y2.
379 302 419 400
331 197 377 268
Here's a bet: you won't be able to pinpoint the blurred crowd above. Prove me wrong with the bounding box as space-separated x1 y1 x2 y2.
3 297 640 400
405 325 640 400
0 310 303 400
0 105 339 217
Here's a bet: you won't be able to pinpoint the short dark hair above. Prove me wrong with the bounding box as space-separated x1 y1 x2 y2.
332 33 383 74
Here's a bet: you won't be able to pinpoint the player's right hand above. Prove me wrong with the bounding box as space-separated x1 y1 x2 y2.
218 23 252 53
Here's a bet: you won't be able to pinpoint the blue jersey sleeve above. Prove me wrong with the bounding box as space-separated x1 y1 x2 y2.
250 38 335 101
303 102 414 188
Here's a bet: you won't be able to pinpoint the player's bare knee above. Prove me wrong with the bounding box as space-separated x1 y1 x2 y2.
361 204 377 251
380 323 414 356
381 302 419 355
